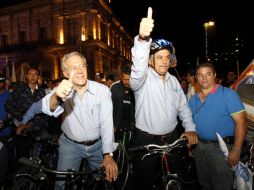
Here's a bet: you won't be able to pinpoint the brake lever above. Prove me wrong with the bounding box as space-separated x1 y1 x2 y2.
142 153 151 160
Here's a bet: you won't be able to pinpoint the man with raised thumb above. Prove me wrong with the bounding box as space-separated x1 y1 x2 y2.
130 7 197 190
42 52 118 189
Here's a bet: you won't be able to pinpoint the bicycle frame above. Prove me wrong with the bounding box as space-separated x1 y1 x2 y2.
13 157 107 190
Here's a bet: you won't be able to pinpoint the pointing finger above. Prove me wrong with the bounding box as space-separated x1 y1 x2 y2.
147 7 152 19
68 70 75 83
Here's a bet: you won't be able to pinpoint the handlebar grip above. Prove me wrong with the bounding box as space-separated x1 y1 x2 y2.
128 145 145 152
18 157 39 169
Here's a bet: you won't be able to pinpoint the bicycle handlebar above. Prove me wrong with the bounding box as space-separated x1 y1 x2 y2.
128 137 188 153
18 157 105 176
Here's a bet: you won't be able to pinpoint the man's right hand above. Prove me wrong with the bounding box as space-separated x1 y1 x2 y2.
55 71 75 100
139 7 154 40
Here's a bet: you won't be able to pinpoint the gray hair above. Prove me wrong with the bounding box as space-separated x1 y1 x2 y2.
61 52 87 70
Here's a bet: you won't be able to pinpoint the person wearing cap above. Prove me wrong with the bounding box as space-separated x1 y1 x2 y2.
130 7 198 190
41 52 118 188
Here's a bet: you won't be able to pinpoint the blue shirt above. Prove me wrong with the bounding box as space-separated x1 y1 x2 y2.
189 85 245 140
21 100 42 125
130 36 196 135
0 90 10 136
42 80 117 154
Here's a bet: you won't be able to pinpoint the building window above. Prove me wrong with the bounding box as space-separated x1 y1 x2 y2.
0 35 8 47
19 31 26 44
39 27 47 40
66 18 79 44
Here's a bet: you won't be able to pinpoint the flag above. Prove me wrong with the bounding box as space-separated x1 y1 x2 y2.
11 61 16 82
216 133 253 190
231 59 254 90
20 65 25 81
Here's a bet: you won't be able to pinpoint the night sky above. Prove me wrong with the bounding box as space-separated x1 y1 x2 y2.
1 0 254 74
110 0 254 74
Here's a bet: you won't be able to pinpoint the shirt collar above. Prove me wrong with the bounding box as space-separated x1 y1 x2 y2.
149 67 170 81
210 84 219 94
86 80 96 95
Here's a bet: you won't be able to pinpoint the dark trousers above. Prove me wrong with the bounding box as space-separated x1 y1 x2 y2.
0 144 8 181
132 128 180 190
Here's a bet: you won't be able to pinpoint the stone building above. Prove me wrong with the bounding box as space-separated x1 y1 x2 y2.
0 0 132 82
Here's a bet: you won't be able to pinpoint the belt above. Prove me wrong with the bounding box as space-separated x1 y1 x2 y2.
64 134 100 146
136 128 174 141
199 136 234 144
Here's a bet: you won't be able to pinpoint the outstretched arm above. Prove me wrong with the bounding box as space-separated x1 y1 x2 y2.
130 7 154 91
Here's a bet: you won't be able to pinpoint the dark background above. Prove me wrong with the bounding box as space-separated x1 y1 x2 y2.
2 0 254 75
110 0 254 75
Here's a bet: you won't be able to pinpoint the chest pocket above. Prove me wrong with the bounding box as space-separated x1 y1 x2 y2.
91 104 100 125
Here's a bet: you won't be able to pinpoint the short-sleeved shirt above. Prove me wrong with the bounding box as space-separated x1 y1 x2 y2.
189 85 245 140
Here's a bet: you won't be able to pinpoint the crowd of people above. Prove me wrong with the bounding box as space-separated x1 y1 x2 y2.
0 6 249 190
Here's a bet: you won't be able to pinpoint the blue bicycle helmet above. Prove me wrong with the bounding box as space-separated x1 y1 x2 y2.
150 39 176 64
150 39 175 55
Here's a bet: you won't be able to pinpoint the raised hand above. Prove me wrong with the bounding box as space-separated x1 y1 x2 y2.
56 70 75 99
139 7 154 40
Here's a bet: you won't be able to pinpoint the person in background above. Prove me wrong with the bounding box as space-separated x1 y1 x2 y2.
179 78 188 96
0 73 14 175
0 73 11 137
189 63 246 190
45 79 53 95
110 64 135 141
130 7 198 190
186 68 200 101
105 74 115 88
41 52 118 188
221 70 237 88
5 67 48 159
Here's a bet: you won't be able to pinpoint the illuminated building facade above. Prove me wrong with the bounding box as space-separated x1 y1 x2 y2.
0 0 132 81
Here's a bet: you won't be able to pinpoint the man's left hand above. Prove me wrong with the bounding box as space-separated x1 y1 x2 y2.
227 149 240 167
102 155 118 182
180 131 198 145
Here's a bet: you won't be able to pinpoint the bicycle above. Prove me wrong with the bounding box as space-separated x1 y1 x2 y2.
114 127 134 190
128 137 197 190
12 157 107 190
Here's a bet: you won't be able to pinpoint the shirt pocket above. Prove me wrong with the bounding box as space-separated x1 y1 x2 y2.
90 104 100 126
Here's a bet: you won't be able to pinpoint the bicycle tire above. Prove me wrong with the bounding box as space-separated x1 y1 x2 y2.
11 177 36 190
114 147 130 190
165 179 183 190
12 176 51 190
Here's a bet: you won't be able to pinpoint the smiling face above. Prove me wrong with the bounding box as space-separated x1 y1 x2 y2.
62 55 88 88
149 49 171 76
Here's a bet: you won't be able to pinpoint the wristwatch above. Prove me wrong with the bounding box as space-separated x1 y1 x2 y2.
103 152 113 157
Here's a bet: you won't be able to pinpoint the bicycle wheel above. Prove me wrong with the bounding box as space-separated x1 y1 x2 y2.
11 177 36 190
165 179 183 190
113 147 130 190
12 176 51 190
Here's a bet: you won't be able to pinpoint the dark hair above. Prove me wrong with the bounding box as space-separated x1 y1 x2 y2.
120 65 131 75
186 68 196 76
106 74 114 81
196 63 216 74
26 67 40 75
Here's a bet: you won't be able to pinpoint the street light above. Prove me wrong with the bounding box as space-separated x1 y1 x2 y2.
203 21 215 62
